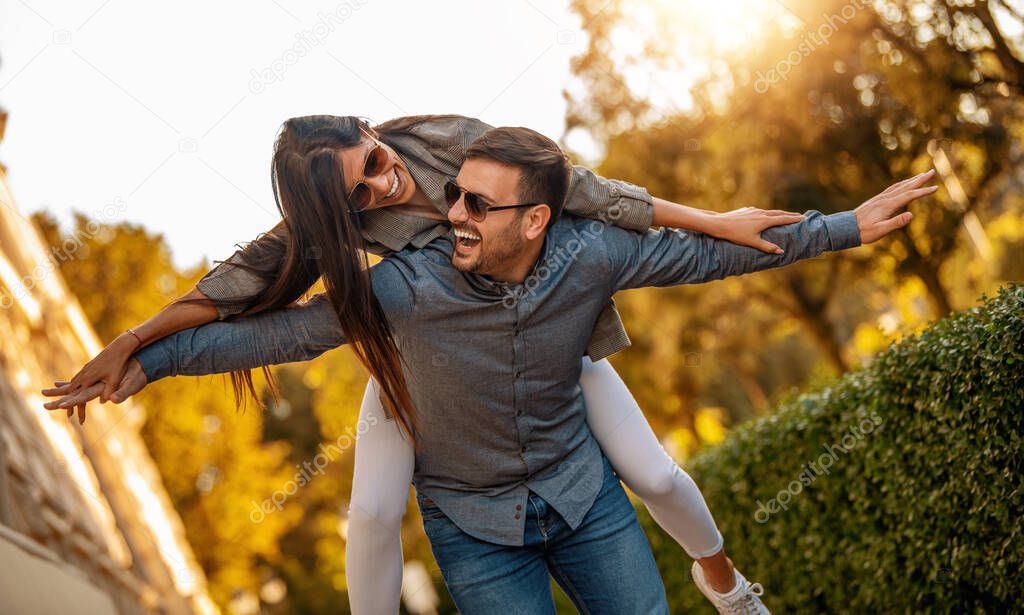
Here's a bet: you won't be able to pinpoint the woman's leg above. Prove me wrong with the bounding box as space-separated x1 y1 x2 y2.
579 356 724 558
580 356 748 596
345 379 416 615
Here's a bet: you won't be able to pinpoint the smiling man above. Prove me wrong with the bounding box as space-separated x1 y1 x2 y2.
47 126 936 613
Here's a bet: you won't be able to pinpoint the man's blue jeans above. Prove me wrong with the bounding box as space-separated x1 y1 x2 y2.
417 456 669 614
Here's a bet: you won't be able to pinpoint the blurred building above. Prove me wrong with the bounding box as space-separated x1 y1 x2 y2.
0 106 217 614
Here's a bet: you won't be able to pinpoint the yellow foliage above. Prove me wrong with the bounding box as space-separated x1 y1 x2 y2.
694 407 727 445
663 427 696 462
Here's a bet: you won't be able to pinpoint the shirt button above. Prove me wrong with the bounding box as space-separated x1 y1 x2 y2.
515 513 521 520
515 370 522 378
516 504 522 511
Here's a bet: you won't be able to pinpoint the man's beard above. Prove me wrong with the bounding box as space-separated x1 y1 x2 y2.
452 222 525 276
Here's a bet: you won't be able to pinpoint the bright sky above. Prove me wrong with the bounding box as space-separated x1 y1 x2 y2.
0 0 590 269
10 1 1013 271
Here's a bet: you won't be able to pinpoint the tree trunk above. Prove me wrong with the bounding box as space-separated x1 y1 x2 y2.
783 272 850 373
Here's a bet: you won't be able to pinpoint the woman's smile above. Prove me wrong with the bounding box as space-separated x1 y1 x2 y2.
384 169 401 200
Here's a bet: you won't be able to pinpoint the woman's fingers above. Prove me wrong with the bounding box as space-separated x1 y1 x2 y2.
77 404 87 425
100 380 116 404
42 381 76 396
756 239 784 255
765 210 804 218
774 213 806 222
758 212 804 231
43 385 74 397
45 382 104 410
44 396 69 409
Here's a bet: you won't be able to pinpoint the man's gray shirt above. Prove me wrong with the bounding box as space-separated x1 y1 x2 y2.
137 212 861 546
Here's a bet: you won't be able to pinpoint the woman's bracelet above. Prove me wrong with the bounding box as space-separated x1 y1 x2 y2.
126 327 144 348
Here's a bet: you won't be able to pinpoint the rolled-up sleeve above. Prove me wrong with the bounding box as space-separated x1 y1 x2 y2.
564 166 654 232
607 210 862 291
195 219 291 319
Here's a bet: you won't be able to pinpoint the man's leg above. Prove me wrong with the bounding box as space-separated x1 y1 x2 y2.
417 493 555 614
543 456 670 614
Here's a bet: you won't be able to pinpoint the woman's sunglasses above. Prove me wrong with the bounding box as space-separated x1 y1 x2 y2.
443 179 540 222
347 130 391 212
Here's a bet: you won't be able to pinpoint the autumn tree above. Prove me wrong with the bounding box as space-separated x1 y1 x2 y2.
564 0 1024 447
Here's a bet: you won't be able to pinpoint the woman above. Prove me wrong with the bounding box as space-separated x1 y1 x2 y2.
49 114 789 612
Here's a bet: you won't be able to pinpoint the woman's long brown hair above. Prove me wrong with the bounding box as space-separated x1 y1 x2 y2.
205 115 421 440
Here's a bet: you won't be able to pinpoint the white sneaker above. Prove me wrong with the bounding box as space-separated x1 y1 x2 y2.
691 561 770 614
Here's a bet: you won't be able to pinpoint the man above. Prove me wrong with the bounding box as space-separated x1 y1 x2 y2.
48 127 936 613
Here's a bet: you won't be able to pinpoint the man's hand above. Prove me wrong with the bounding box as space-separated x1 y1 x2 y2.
855 169 938 244
42 358 149 424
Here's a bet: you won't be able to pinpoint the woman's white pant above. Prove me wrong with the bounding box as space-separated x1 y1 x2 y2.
345 357 723 614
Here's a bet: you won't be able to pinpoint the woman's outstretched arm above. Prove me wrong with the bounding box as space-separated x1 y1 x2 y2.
53 287 221 412
53 217 292 410
651 199 806 254
565 164 806 253
42 293 348 417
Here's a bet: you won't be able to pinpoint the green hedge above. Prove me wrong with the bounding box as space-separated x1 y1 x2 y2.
641 284 1024 613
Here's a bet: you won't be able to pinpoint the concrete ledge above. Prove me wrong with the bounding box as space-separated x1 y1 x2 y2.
0 523 117 615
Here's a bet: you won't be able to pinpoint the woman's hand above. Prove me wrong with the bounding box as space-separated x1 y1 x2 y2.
42 358 150 424
706 207 806 254
651 198 805 253
49 332 140 405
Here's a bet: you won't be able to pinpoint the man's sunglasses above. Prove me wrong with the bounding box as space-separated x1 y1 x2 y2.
443 179 540 222
347 129 391 212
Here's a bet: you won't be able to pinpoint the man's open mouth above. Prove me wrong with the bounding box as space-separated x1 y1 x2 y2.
454 228 482 252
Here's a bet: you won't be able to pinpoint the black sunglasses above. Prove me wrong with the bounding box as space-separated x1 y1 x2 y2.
444 179 540 221
347 131 391 212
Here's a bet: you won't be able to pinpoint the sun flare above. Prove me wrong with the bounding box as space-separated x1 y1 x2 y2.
635 0 798 58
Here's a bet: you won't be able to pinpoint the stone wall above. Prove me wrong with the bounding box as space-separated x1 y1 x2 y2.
0 140 216 614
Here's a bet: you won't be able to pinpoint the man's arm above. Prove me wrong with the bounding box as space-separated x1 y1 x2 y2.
606 171 938 291
568 166 808 253
135 254 418 383
40 294 345 414
43 256 418 415
133 292 345 382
